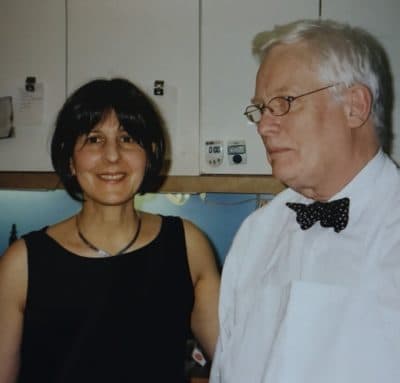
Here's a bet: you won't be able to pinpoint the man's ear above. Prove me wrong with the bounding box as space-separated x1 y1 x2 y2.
345 84 372 128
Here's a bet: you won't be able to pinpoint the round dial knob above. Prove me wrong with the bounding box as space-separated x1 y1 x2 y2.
232 154 242 164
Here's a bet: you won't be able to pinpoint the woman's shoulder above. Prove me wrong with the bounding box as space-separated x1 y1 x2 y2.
1 238 28 264
44 216 77 244
157 215 201 240
46 215 76 235
142 213 184 233
0 238 28 308
140 213 202 250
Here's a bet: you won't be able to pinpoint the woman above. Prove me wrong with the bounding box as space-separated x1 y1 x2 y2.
0 78 220 382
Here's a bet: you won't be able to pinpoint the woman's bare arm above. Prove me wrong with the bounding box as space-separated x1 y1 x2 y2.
184 220 220 359
0 240 27 383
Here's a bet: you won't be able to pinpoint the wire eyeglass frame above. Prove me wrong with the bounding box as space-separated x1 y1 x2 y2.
244 84 339 124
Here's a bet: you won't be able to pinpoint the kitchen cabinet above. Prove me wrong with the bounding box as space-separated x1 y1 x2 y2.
0 0 317 177
68 0 320 176
0 0 66 170
199 0 319 175
1 0 398 183
321 0 400 164
0 0 200 175
67 0 199 175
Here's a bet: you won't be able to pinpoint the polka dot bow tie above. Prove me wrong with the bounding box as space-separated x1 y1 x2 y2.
286 197 350 233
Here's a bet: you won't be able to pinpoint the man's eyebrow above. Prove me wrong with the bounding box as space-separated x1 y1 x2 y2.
251 86 299 104
250 97 263 104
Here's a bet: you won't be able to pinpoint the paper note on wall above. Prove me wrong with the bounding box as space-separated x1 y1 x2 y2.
145 81 178 160
0 96 13 139
16 82 44 127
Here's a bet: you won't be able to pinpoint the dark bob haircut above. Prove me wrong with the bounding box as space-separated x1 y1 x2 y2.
51 78 166 201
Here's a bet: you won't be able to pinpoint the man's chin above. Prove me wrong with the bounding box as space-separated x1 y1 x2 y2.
271 165 296 187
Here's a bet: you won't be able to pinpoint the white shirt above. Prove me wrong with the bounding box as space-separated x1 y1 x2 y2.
210 151 400 383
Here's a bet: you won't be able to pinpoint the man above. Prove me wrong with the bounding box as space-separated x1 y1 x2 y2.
210 19 400 383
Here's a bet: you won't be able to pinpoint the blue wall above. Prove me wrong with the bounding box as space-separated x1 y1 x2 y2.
0 190 272 263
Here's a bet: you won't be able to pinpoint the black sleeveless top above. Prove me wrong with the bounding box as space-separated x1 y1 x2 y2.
18 216 194 383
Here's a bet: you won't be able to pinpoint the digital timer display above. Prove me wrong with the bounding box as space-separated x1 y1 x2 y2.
228 145 246 155
213 146 221 153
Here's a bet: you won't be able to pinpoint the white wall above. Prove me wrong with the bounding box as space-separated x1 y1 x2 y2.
0 0 399 174
0 0 65 170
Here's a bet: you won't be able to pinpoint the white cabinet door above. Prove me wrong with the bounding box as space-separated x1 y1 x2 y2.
0 0 66 170
322 0 400 165
200 0 319 175
67 0 199 175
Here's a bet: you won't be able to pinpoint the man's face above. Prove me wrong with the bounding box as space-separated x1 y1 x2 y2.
253 43 350 199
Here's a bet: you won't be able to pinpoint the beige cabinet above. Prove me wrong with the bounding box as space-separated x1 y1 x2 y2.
199 0 319 175
0 0 200 174
0 0 66 170
321 0 400 164
67 0 200 175
1 1 398 174
0 0 318 175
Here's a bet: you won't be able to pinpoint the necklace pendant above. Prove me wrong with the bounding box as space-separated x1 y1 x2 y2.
76 214 142 258
97 249 111 257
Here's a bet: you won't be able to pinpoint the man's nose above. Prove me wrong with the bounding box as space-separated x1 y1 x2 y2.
256 112 281 137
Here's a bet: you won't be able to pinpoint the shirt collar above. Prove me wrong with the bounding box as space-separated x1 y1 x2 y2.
331 149 385 200
329 149 386 223
288 149 386 223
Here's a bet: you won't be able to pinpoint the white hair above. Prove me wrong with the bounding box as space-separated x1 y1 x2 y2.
253 19 393 151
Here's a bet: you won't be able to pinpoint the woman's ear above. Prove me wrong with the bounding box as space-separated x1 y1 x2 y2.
345 84 373 128
69 158 76 175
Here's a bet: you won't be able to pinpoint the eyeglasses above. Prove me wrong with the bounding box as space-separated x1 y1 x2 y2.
244 84 338 124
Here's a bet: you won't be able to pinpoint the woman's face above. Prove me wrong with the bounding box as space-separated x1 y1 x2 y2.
70 110 147 206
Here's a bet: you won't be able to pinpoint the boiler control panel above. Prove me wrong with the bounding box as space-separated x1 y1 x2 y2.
227 140 247 165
